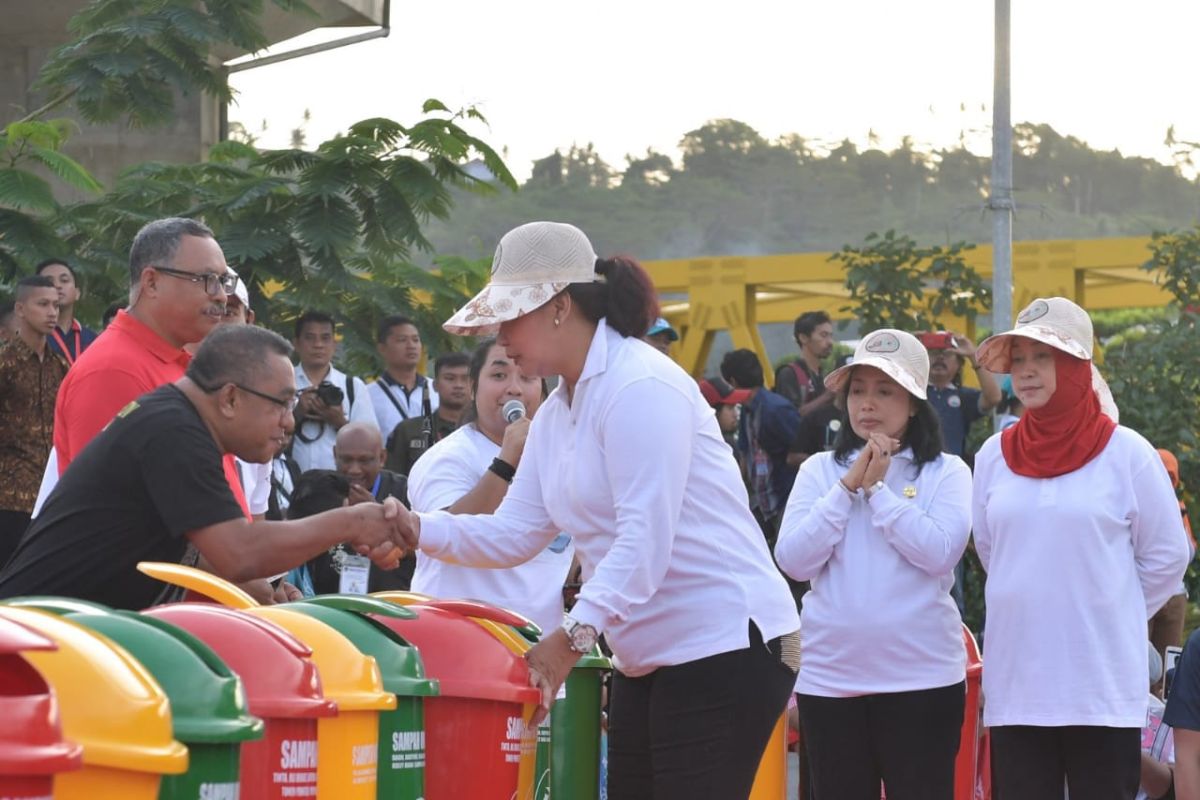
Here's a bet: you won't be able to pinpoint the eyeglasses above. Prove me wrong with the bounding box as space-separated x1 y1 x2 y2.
197 380 298 412
154 266 239 297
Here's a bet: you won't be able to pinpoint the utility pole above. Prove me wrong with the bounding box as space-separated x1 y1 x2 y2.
990 0 1014 331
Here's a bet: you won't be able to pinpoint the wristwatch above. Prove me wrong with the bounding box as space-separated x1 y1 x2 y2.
863 480 886 501
562 616 599 654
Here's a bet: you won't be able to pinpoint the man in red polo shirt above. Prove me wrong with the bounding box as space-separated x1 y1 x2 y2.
53 217 234 472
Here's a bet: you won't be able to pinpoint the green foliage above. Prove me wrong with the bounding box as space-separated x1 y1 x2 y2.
1102 226 1200 589
35 0 313 127
0 120 103 280
832 230 990 332
50 107 514 370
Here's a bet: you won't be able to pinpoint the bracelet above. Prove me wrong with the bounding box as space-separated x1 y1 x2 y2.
488 457 517 483
837 479 859 497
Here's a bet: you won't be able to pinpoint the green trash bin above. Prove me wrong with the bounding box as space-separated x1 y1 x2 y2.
64 609 265 800
296 594 440 799
550 646 611 800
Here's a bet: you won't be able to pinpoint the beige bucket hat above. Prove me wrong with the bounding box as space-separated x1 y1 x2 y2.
443 221 598 335
824 329 930 399
974 297 1093 372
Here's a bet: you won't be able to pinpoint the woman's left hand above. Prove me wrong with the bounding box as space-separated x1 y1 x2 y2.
862 432 900 486
525 629 585 726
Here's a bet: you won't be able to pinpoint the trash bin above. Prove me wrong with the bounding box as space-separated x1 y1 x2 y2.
0 606 188 800
550 645 610 800
748 713 788 800
143 604 336 800
294 595 440 800
61 609 265 800
368 600 541 800
0 615 83 798
956 624 984 800
247 606 396 800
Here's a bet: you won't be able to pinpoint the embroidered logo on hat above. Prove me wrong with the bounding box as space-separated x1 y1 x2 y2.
864 332 901 353
1017 299 1050 324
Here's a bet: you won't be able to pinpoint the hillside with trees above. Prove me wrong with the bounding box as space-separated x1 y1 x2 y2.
422 119 1200 260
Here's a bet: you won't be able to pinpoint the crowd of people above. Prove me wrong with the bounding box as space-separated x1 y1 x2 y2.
0 215 1195 800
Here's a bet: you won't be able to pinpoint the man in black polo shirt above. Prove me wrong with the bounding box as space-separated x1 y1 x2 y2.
0 325 407 609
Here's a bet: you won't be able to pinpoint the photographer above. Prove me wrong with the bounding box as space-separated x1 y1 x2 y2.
290 310 379 472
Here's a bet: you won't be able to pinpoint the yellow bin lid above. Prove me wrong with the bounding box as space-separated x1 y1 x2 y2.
0 607 188 775
249 608 396 713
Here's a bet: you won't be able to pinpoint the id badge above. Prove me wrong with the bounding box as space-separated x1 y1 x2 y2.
338 554 371 594
753 451 770 477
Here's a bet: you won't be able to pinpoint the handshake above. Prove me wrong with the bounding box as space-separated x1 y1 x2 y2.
345 497 422 570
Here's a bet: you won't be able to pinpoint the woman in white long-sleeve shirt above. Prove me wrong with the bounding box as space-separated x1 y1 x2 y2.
775 328 972 800
972 297 1190 800
395 221 801 800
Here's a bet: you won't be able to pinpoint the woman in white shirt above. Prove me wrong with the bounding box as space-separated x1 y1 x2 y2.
394 221 800 800
407 337 573 634
775 328 972 800
972 297 1189 800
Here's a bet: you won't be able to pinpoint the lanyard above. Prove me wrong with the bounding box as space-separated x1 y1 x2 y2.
49 322 81 367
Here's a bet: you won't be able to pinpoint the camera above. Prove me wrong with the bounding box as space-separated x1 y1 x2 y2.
314 380 344 407
917 331 956 350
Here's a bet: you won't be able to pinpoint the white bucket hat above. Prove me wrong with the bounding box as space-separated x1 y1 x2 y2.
976 296 1120 422
443 221 598 335
824 329 930 399
974 297 1092 373
227 268 249 309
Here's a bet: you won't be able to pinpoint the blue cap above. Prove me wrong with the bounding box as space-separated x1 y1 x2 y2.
646 317 678 341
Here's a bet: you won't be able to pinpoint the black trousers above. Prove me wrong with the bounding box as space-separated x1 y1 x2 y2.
797 681 966 800
0 510 31 570
990 724 1141 800
607 624 798 800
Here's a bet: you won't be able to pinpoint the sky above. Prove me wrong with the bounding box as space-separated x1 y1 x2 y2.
228 0 1200 181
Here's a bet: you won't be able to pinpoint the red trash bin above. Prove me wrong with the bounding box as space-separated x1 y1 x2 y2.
955 624 984 800
0 616 83 799
369 600 541 800
143 604 337 800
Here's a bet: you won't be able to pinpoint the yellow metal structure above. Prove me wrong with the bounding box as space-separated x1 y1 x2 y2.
644 236 1170 379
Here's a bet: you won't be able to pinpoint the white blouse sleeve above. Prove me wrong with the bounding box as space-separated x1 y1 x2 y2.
566 378 694 635
774 455 855 581
868 456 972 576
1129 446 1191 619
417 425 559 567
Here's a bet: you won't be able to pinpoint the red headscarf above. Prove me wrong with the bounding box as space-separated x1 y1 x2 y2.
1000 349 1116 478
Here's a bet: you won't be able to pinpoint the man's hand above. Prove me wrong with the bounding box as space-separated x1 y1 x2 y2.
498 417 532 467
295 387 321 420
947 332 979 364
347 497 408 569
314 398 348 428
348 483 376 506
526 629 585 726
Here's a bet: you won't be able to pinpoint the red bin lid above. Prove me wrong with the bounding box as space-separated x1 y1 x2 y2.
144 604 336 720
0 617 83 776
370 605 539 705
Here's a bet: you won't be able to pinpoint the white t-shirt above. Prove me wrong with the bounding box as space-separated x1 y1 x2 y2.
776 448 972 696
291 365 379 472
974 426 1190 727
418 321 799 677
408 425 573 635
236 458 272 516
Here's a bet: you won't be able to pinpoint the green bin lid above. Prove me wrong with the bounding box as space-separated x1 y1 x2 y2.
64 610 264 744
574 645 612 670
291 599 438 698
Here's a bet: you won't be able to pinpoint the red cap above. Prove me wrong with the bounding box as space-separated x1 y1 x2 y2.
699 377 752 407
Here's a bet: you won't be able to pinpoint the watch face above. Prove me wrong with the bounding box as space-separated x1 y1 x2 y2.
570 625 597 653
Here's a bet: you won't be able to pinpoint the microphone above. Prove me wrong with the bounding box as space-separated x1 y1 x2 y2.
502 399 526 424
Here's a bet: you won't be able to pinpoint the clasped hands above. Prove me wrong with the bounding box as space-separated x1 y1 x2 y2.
347 497 422 570
841 431 902 492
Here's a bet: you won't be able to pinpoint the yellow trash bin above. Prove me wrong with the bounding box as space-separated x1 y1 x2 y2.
248 607 396 800
0 606 188 800
749 713 788 800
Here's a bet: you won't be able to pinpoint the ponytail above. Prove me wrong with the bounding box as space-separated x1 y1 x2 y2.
566 255 659 338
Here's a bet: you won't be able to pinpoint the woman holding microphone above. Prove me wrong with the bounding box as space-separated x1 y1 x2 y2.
972 297 1189 800
407 337 573 635
394 221 800 799
775 328 972 800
